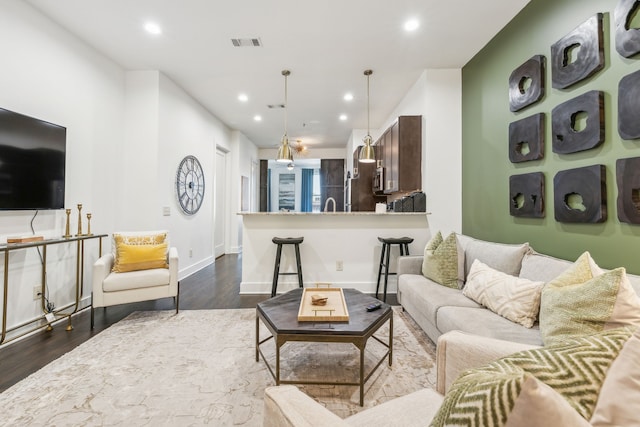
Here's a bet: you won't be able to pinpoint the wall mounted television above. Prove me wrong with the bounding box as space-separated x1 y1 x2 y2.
0 107 66 210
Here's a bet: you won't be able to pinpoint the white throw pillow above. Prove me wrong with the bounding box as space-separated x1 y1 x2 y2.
463 259 544 328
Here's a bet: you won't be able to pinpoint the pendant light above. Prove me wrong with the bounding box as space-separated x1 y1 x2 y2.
359 69 376 163
276 70 293 163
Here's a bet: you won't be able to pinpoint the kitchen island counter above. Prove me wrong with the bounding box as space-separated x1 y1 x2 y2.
238 212 430 294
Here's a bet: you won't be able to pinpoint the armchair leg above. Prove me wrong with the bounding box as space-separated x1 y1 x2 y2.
90 292 94 329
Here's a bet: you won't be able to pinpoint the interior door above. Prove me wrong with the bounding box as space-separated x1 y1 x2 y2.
214 148 226 258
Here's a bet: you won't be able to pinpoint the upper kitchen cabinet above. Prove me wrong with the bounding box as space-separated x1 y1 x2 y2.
376 115 422 194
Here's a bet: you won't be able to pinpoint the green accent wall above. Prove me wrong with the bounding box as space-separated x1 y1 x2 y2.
462 0 640 273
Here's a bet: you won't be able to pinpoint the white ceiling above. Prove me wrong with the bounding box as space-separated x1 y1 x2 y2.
26 0 530 149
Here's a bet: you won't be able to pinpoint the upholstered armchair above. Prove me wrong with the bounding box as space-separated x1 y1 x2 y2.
91 231 179 328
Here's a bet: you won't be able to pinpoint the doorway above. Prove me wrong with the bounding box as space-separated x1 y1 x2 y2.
214 148 227 258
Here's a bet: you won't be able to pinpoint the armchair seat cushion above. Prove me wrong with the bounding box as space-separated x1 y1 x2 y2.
103 268 171 292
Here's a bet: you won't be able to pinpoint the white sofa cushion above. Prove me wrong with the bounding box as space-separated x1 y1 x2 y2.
457 234 530 280
103 268 171 292
436 306 543 346
345 388 443 427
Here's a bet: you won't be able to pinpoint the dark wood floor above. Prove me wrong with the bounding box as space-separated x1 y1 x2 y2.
0 253 397 392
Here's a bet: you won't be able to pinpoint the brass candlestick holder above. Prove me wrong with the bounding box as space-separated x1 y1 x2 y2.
76 204 83 236
63 209 72 238
86 213 93 236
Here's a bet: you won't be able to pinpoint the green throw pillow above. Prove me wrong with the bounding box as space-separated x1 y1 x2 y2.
421 231 461 288
540 251 640 346
430 327 634 427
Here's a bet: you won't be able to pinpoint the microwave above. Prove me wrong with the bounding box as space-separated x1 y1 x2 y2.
373 167 385 193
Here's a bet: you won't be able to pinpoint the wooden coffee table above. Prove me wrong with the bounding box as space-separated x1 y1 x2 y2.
255 288 393 406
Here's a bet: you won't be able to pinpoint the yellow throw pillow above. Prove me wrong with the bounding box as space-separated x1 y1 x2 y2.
112 233 169 273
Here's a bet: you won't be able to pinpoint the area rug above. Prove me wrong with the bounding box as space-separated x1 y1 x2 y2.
0 307 436 426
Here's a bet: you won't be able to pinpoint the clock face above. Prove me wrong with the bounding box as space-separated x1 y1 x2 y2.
176 155 205 215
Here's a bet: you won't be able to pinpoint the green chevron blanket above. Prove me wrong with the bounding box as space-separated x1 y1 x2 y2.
430 327 634 427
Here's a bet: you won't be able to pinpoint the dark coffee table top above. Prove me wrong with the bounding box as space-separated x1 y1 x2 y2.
257 288 391 336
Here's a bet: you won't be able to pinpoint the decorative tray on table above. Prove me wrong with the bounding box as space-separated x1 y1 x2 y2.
297 285 350 322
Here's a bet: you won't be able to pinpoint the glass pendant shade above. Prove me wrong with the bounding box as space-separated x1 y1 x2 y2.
359 135 375 163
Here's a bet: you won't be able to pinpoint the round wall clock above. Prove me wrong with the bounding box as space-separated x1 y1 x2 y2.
176 155 205 215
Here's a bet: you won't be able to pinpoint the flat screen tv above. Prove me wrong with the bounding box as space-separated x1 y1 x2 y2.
0 107 66 210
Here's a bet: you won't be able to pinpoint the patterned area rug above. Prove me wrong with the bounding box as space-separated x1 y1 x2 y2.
0 307 436 426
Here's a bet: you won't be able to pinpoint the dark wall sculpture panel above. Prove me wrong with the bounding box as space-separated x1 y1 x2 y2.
553 165 607 223
509 55 546 112
509 172 545 218
616 157 640 224
618 69 640 140
509 113 545 163
552 90 604 154
615 0 640 58
551 13 604 89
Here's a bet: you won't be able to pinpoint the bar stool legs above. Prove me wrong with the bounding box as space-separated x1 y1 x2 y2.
271 237 304 297
375 237 414 302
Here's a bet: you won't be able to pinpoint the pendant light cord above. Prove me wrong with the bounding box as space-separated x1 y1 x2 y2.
283 70 290 138
367 73 370 135
364 70 373 138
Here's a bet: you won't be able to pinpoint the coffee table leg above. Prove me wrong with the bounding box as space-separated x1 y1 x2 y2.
360 345 365 406
255 315 259 362
389 314 393 367
276 337 281 385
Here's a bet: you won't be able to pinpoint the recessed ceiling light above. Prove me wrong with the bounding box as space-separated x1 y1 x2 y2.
339 114 348 121
238 93 248 102
404 19 419 32
144 22 162 35
253 115 262 122
343 93 354 101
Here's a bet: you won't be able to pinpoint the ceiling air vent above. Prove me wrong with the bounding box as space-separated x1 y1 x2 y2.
267 104 285 109
231 38 262 47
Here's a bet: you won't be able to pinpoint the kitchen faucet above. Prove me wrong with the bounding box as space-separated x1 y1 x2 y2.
324 197 336 212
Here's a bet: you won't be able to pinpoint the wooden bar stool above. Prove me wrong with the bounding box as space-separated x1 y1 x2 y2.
376 236 414 302
271 237 304 297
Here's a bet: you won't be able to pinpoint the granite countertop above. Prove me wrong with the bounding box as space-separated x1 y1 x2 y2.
237 211 430 216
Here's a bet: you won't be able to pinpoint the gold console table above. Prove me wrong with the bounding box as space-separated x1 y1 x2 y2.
0 234 107 345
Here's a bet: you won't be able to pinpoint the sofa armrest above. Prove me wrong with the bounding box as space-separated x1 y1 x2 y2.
397 255 423 276
263 385 348 427
436 331 541 394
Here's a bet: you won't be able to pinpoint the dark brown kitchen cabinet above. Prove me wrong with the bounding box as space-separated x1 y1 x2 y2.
350 154 386 211
320 159 344 211
376 115 422 194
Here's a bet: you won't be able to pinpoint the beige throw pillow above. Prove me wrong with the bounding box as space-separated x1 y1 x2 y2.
539 252 640 346
590 326 640 426
505 376 591 427
463 259 544 328
421 231 463 289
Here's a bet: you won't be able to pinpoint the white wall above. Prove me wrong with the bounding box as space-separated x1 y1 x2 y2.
0 1 258 338
380 69 462 235
0 1 125 331
231 130 259 252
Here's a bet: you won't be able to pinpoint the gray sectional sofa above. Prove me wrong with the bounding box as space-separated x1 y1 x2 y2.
397 233 640 347
262 233 640 426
